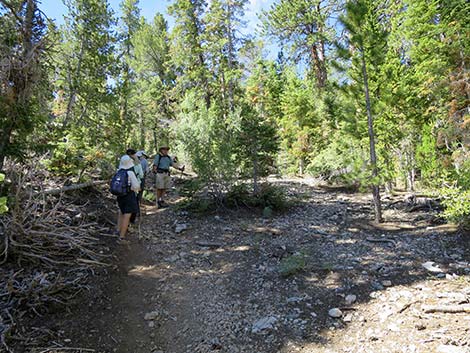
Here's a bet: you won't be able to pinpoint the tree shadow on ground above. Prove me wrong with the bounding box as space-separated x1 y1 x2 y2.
32 179 470 353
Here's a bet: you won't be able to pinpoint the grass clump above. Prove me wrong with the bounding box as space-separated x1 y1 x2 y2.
279 253 306 277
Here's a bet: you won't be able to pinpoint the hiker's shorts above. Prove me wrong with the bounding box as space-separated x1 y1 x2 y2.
117 192 139 214
156 172 171 190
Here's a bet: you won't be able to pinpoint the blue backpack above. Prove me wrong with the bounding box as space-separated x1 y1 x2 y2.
110 169 130 196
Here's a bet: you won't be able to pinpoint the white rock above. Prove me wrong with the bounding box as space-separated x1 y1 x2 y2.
328 308 343 318
345 294 357 305
252 316 277 334
175 223 188 234
287 296 303 303
144 311 159 321
343 313 353 322
382 280 392 287
422 261 443 273
437 345 466 353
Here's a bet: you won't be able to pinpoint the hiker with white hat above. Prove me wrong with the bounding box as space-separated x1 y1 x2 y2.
111 155 141 241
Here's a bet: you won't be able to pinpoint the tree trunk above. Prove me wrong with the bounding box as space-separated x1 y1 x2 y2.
253 146 259 195
0 125 13 171
299 157 305 176
63 41 85 129
139 109 145 150
361 51 382 223
310 44 327 89
226 2 235 111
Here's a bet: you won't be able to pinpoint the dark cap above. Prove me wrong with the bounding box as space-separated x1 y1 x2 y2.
126 148 137 155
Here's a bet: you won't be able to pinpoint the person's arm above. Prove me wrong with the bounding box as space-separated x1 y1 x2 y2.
141 159 148 175
171 156 185 171
128 171 141 192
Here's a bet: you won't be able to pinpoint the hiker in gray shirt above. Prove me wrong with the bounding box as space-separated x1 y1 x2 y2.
153 146 184 208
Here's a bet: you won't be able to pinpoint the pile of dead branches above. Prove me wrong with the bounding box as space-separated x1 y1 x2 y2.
0 163 115 352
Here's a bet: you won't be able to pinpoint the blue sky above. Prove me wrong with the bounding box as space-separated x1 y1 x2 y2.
39 0 278 60
39 0 273 34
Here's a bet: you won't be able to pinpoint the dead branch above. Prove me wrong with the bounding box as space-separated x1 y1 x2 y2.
423 305 470 314
0 161 115 350
365 237 397 247
39 180 107 195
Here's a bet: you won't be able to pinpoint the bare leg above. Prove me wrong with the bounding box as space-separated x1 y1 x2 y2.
119 213 132 238
117 211 122 233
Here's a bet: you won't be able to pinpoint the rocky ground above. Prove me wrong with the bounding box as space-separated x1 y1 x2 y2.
27 178 470 353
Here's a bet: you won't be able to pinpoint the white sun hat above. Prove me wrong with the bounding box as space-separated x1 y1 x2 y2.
118 155 134 170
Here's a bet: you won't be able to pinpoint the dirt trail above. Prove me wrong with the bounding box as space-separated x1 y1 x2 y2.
38 179 470 353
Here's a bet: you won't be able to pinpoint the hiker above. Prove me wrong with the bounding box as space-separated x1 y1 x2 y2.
126 149 144 223
114 155 140 241
153 146 184 208
126 148 144 182
136 150 148 204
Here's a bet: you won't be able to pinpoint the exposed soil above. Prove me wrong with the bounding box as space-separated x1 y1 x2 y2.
23 178 470 353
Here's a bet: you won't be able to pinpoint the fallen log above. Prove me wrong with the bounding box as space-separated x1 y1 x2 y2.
423 305 470 314
39 180 107 195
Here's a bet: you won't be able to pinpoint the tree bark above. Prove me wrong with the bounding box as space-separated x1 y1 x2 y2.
361 51 382 223
63 41 85 130
253 146 259 195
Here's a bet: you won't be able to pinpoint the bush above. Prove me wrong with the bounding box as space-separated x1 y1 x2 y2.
439 186 470 226
226 183 288 211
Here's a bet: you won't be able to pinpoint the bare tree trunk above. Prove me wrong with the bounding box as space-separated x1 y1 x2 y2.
63 41 85 129
0 125 13 170
139 108 145 150
310 44 327 89
253 146 259 195
226 1 235 111
299 157 305 176
361 52 382 223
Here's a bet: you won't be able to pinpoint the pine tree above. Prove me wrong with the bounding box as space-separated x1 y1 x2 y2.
262 0 340 89
58 0 116 131
340 0 389 222
116 0 141 147
168 0 210 106
131 13 175 151
0 0 51 169
204 0 248 113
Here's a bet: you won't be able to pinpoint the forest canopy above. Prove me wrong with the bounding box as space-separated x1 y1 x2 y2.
0 0 469 223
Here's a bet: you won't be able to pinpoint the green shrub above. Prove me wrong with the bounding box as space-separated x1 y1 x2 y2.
225 183 288 211
279 254 306 277
439 186 470 226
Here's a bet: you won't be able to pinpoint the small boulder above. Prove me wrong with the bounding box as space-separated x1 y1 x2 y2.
252 316 277 334
345 294 357 305
422 261 443 273
144 311 159 321
175 223 188 234
328 308 343 318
